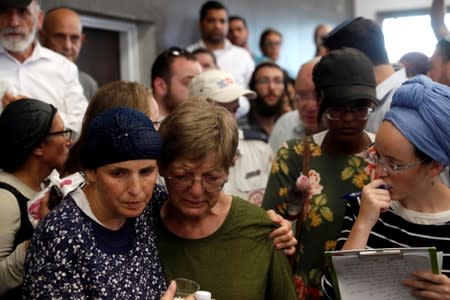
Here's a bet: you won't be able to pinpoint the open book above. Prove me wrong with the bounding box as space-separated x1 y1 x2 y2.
325 247 440 300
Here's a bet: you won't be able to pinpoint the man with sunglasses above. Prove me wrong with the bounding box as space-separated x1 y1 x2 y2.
0 0 87 139
151 47 201 120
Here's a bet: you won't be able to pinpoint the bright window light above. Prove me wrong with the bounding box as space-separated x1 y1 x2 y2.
382 14 450 62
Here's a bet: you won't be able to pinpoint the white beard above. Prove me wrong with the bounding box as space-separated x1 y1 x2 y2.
0 18 37 53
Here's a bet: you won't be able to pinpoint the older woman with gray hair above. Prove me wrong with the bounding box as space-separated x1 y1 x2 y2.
155 97 297 299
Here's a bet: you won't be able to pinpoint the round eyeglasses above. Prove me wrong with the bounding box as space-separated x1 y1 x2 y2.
326 106 373 121
166 174 228 193
363 143 427 174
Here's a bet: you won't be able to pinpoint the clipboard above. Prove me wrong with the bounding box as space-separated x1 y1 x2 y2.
325 247 440 300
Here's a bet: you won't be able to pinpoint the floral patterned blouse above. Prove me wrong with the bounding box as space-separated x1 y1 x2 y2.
262 130 375 300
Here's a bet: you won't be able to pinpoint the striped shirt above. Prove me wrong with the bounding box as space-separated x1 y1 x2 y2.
322 197 450 299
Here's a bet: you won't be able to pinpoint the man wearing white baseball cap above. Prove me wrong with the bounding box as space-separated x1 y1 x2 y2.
189 69 273 206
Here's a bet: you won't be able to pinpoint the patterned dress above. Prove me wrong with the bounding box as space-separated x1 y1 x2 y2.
23 185 167 299
262 130 374 300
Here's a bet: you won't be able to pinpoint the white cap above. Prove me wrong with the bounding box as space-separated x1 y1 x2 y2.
194 290 212 300
188 69 256 104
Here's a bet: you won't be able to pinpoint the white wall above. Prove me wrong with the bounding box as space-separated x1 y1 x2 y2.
354 0 432 21
354 0 440 62
160 0 353 78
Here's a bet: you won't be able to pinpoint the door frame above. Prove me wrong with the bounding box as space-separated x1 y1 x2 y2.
80 15 140 82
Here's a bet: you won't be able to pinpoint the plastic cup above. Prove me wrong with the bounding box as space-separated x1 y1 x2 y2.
174 278 200 297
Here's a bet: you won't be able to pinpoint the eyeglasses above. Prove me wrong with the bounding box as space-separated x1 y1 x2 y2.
166 174 228 193
46 129 72 140
326 106 373 121
364 143 427 174
255 77 284 86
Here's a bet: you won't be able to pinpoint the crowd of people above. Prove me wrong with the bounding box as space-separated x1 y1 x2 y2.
0 0 449 299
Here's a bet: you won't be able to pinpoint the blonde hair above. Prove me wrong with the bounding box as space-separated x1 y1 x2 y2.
64 81 153 174
158 96 238 172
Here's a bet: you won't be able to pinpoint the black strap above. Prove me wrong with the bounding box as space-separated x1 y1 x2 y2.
0 182 34 247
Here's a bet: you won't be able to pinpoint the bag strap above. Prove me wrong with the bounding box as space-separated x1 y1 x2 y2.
0 182 34 246
289 136 312 272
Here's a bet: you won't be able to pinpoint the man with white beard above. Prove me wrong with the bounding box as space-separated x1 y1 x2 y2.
0 0 87 138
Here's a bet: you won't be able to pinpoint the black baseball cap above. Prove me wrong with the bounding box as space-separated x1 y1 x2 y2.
313 48 378 120
0 0 32 9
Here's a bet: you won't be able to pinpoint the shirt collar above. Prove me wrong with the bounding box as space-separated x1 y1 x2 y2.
197 38 233 51
376 68 407 101
0 41 52 63
222 39 233 50
28 42 53 61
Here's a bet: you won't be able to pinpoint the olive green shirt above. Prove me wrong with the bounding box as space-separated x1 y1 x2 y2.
155 196 297 300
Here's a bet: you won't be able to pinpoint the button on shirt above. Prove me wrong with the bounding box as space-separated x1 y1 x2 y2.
0 43 87 138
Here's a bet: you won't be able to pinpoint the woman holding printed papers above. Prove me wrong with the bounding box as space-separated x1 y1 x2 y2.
322 75 450 299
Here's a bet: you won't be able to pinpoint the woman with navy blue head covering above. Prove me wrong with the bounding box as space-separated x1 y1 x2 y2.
322 75 450 299
23 107 168 299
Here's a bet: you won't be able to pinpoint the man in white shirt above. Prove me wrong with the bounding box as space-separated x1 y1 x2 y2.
187 1 254 118
0 0 87 138
40 7 98 100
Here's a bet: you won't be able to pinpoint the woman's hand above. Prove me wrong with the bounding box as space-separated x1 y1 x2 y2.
358 179 391 229
160 281 196 300
267 209 297 255
403 272 450 299
342 179 391 250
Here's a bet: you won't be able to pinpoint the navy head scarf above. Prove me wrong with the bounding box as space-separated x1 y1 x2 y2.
80 107 161 169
